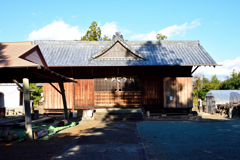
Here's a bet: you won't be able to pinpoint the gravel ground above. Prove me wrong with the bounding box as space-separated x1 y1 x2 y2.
52 122 147 160
137 120 240 160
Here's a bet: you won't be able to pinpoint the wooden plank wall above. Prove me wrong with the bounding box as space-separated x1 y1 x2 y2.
43 83 74 109
94 91 142 107
141 76 164 107
74 79 94 107
164 77 192 108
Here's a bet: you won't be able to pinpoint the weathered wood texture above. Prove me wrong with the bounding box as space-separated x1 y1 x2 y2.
74 79 94 107
7 133 19 141
94 78 141 107
43 83 74 109
43 76 193 110
164 77 192 108
58 119 68 127
94 91 142 107
141 76 164 107
33 129 48 139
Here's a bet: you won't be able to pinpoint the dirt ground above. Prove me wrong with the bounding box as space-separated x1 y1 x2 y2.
0 114 230 160
0 120 100 160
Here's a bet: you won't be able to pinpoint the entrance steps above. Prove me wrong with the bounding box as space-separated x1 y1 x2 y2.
93 108 143 121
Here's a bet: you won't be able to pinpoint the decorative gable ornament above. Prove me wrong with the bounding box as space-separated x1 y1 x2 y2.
89 32 146 61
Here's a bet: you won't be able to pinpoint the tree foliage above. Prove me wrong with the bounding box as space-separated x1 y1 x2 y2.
101 35 111 41
193 69 240 101
220 69 240 90
156 33 167 40
29 83 42 106
193 74 221 100
193 74 210 100
81 21 111 41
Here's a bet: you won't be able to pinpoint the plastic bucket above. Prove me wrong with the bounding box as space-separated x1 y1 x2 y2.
86 110 92 117
73 111 77 118
146 111 150 117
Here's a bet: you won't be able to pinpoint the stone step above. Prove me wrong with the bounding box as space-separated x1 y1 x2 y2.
95 108 142 114
94 116 143 122
94 114 143 119
93 108 143 122
94 112 143 116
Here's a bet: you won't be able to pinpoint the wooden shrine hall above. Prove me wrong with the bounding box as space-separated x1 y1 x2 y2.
36 32 218 114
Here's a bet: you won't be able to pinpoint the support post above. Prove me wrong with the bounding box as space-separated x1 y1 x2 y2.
58 82 69 122
23 78 33 141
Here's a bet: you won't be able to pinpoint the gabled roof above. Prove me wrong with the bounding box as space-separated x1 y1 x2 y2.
90 32 145 60
0 42 77 83
0 42 48 69
35 33 218 67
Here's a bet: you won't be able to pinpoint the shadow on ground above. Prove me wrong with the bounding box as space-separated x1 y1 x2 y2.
0 120 99 160
52 121 147 160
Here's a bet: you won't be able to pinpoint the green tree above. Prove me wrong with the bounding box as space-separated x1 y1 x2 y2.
211 75 221 89
81 21 111 41
101 35 111 41
193 74 221 100
221 69 240 90
193 74 210 100
156 33 167 40
29 83 43 106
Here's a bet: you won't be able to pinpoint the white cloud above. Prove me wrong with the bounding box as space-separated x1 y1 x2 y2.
130 19 201 40
130 31 157 40
159 19 200 37
101 22 118 38
28 20 84 40
101 21 132 39
193 57 240 81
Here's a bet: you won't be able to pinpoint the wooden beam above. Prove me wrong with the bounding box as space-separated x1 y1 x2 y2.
58 82 69 122
191 66 199 74
23 78 33 141
31 69 62 82
12 79 23 91
163 66 166 75
49 83 62 94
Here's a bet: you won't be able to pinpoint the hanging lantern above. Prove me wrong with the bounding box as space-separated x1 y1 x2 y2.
105 77 107 81
111 77 115 82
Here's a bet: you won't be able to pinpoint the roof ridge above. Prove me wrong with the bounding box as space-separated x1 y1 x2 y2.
35 40 200 46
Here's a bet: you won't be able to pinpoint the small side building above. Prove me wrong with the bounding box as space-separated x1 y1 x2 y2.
205 90 240 113
0 83 23 114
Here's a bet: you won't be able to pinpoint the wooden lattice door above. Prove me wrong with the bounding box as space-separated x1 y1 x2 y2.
94 78 142 107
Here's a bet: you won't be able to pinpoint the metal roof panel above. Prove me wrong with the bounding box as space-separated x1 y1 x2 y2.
35 40 217 66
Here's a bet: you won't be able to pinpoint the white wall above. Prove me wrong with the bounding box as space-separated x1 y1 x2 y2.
0 84 21 108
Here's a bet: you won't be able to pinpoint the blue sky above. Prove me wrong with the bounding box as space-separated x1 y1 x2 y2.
1 0 240 80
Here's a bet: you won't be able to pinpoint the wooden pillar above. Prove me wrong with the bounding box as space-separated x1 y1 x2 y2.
23 78 33 141
58 82 69 122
